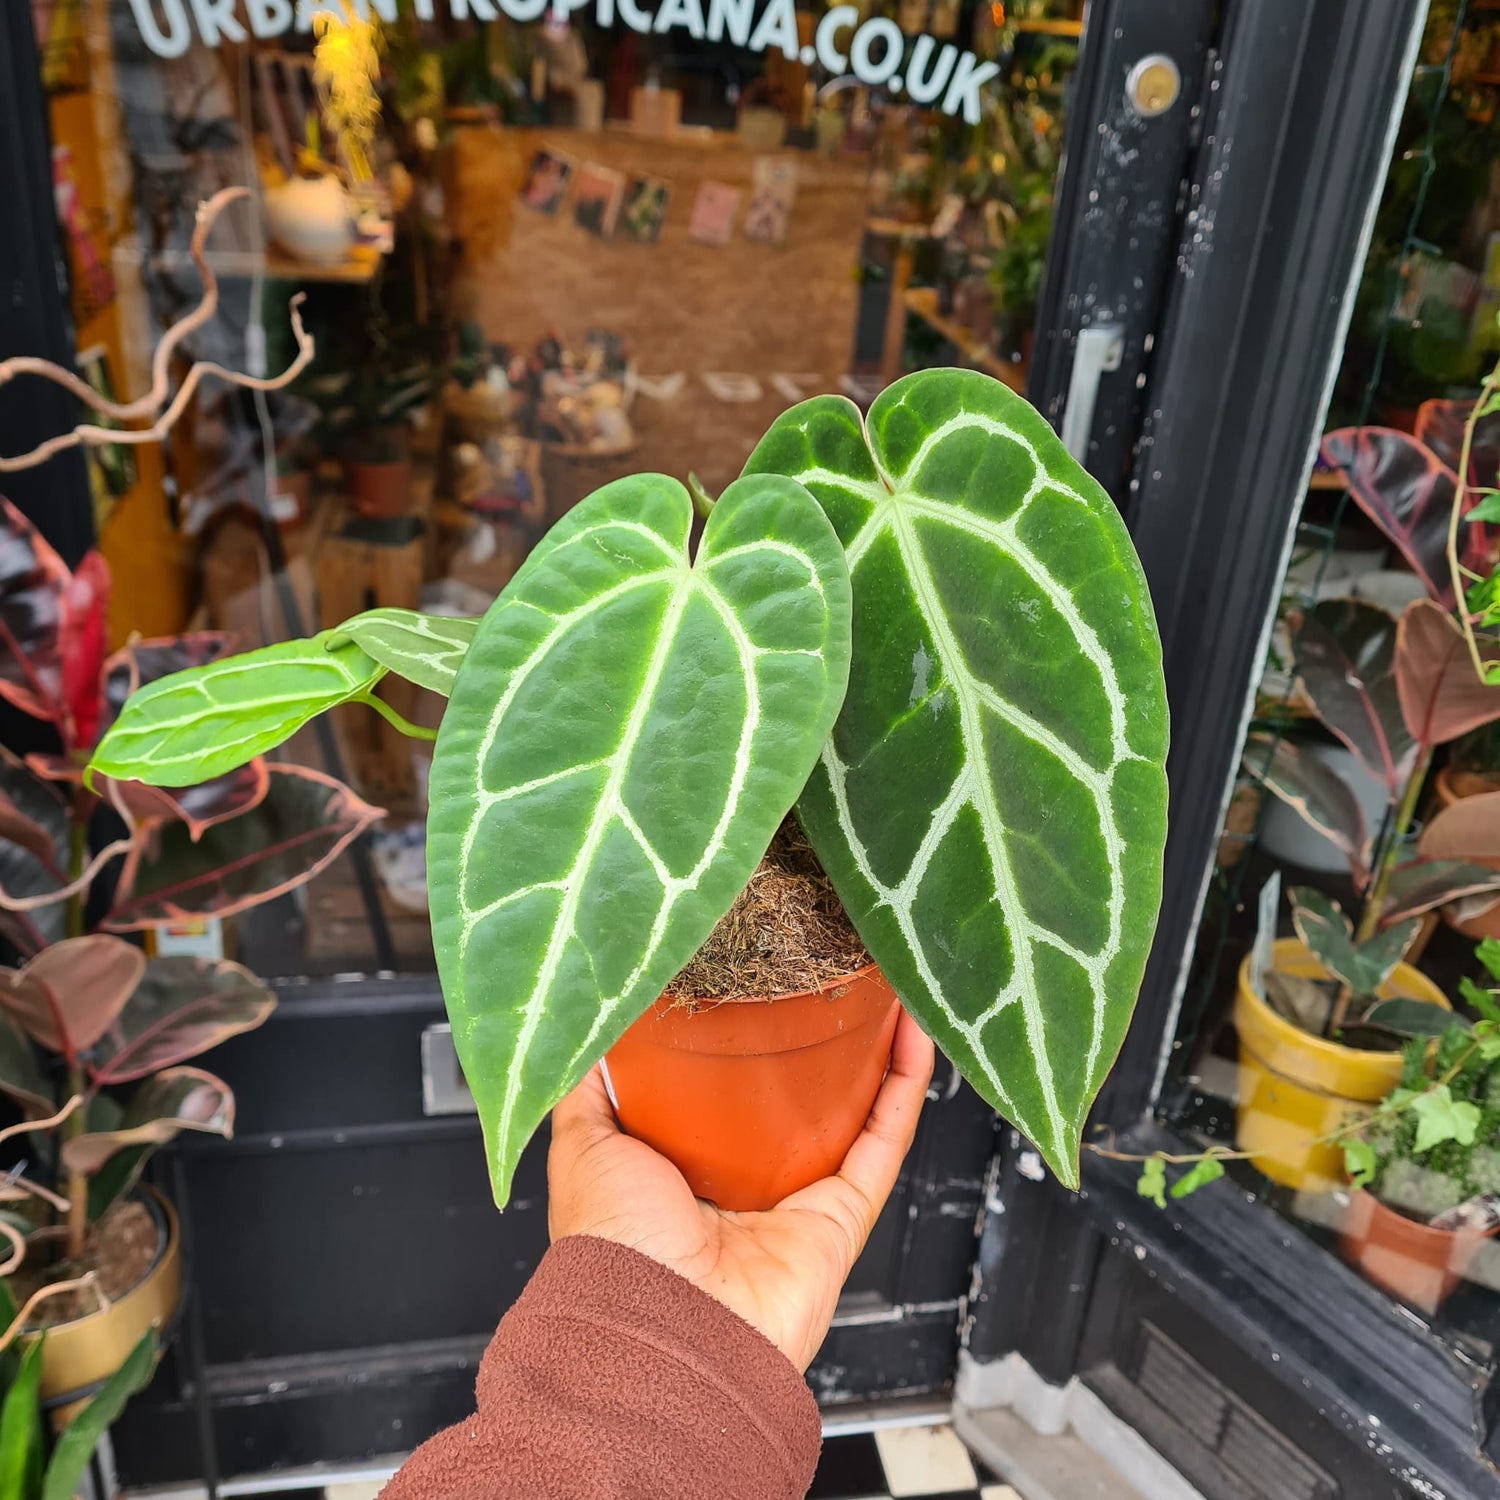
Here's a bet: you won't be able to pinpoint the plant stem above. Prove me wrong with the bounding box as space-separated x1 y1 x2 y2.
1446 366 1500 682
357 691 438 740
1356 747 1431 945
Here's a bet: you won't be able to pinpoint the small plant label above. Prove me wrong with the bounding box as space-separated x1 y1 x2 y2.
1250 871 1281 1002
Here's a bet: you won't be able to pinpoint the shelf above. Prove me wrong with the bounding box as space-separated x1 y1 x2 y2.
1306 469 1347 491
902 287 1026 392
1012 18 1084 37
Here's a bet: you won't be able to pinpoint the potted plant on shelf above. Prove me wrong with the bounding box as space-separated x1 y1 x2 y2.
1241 592 1500 1188
0 498 379 1409
1340 976 1500 1315
92 368 1171 1206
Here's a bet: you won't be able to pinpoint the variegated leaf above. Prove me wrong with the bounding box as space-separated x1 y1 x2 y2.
744 369 1168 1188
87 633 383 788
428 473 852 1206
330 609 479 694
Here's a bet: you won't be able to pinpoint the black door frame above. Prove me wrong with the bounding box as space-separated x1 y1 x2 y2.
970 2 1500 1497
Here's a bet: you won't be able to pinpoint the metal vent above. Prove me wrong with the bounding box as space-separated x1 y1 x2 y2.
1131 1323 1336 1500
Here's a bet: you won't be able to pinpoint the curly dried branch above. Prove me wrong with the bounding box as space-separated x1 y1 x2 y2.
1447 368 1500 682
0 1273 108 1355
0 838 132 911
0 1097 81 1149
0 186 316 473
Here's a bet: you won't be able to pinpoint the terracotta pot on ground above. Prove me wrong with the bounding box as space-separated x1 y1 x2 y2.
27 1186 179 1423
1234 938 1450 1191
1420 767 1500 941
604 964 902 1211
345 455 413 519
1340 1190 1497 1315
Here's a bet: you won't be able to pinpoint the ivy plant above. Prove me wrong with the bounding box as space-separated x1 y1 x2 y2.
91 369 1170 1204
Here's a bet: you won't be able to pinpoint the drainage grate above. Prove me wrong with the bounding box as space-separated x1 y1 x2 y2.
1131 1323 1335 1500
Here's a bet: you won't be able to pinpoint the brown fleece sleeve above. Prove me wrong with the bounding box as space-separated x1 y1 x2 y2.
379 1234 822 1500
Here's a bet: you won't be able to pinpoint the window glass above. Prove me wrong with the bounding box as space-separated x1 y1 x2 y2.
1167 2 1500 1354
28 0 1082 974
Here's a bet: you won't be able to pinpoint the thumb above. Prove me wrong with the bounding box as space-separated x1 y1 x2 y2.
550 1063 620 1152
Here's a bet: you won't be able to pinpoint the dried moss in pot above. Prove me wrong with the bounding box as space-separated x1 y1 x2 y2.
666 819 869 1005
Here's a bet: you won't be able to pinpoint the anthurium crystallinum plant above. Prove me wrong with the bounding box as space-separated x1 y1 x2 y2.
92 369 1171 1204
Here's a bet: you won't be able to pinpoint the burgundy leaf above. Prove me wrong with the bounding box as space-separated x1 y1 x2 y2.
99 632 234 737
1414 398 1500 489
105 765 384 930
96 758 271 841
1294 598 1413 795
0 496 70 725
92 956 275 1084
0 935 144 1059
1395 599 1500 749
0 748 70 955
1318 427 1488 605
1381 858 1500 923
61 1065 234 1178
60 550 109 751
1243 732 1370 883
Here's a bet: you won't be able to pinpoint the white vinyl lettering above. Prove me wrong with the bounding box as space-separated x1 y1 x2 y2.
617 0 653 32
632 372 687 401
702 373 763 402
453 0 501 17
904 35 956 104
653 0 704 38
848 17 902 84
186 0 246 45
814 4 856 71
747 0 798 59
943 51 1001 125
244 0 294 37
706 0 753 46
126 0 191 55
552 0 592 18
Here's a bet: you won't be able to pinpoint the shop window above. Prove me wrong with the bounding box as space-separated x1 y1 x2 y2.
1164 2 1500 1359
22 0 1085 977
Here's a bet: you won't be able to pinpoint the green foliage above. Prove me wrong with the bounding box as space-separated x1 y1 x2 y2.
1170 1156 1225 1199
1136 1156 1166 1209
1343 1138 1378 1188
40 1329 156 1500
1287 886 1418 998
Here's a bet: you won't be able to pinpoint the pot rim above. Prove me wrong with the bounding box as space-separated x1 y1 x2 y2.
1235 938 1449 1066
24 1185 175 1339
663 958 882 1010
1350 1186 1500 1244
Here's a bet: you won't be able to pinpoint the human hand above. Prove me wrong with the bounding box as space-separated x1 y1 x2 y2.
547 1010 935 1372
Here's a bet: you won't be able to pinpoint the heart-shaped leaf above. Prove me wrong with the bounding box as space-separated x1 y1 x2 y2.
91 956 275 1084
0 936 144 1058
105 765 383 930
0 497 70 725
62 1065 233 1184
1395 598 1500 747
428 472 852 1206
1242 732 1370 882
1294 598 1412 794
88 633 384 789
744 368 1169 1188
330 609 479 694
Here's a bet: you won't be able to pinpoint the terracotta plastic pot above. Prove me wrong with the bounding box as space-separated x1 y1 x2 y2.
345 457 412 519
1234 939 1449 1191
1340 1189 1497 1315
27 1186 178 1424
604 964 902 1211
1423 766 1500 941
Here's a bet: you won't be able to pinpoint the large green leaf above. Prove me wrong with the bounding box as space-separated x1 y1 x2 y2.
42 1328 156 1500
329 609 479 694
428 472 852 1206
743 369 1169 1188
87 633 383 788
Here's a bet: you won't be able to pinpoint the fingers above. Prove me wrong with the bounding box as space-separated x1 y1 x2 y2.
787 1010 934 1265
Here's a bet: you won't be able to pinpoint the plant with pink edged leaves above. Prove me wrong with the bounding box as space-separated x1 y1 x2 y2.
0 497 382 1275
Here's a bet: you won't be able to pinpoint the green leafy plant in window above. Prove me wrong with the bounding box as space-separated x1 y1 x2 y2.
92 369 1170 1202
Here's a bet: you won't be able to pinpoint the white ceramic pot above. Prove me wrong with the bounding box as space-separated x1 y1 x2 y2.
264 177 355 265
1259 742 1389 874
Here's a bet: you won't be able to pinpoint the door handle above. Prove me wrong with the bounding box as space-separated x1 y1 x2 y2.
1060 323 1125 464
